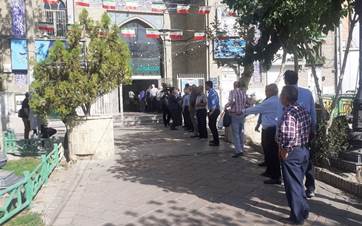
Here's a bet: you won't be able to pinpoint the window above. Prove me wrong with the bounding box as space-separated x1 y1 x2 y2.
38 0 67 37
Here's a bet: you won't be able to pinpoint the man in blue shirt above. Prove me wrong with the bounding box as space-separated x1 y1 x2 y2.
206 81 220 146
245 84 283 184
284 70 317 198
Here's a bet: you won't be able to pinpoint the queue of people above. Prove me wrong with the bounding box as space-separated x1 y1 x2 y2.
160 71 315 225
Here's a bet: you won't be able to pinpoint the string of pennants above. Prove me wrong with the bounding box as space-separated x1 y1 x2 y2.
120 28 229 41
73 0 237 16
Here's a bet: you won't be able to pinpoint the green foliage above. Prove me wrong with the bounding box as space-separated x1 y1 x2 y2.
4 212 44 226
30 9 132 125
312 116 350 166
222 0 345 70
3 158 40 176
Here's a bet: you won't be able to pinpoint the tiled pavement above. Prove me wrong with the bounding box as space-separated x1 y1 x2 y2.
31 124 362 226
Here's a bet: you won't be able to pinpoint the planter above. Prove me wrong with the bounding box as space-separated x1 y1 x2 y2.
68 115 114 160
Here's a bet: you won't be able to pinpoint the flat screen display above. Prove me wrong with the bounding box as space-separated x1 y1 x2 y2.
213 38 246 60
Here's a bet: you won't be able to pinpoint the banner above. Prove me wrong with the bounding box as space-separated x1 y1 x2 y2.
11 39 28 71
177 4 190 14
146 29 161 39
37 22 55 33
151 3 166 13
170 31 183 40
194 32 206 41
102 0 116 10
196 6 211 15
125 0 139 11
121 28 136 38
11 0 26 38
43 0 58 3
76 0 90 7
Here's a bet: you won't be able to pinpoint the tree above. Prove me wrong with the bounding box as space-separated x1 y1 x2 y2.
223 0 345 93
30 9 132 127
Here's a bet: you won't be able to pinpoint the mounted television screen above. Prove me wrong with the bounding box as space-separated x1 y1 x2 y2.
213 38 246 60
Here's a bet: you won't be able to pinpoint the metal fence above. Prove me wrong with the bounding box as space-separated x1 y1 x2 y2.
0 143 64 224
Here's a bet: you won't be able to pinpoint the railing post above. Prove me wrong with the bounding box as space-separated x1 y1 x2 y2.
23 171 33 205
54 143 59 164
41 155 49 184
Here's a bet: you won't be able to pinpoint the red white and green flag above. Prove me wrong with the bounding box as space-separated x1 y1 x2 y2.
176 4 190 14
146 29 161 39
151 3 166 13
37 22 54 32
121 28 136 38
170 31 183 40
43 0 58 4
76 0 89 7
216 31 228 40
196 6 211 15
103 0 116 10
194 32 206 41
125 0 138 10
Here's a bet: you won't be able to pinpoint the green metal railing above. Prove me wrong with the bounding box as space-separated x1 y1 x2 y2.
3 130 60 156
0 142 64 224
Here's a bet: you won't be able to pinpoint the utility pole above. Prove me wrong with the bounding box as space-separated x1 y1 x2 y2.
352 0 362 130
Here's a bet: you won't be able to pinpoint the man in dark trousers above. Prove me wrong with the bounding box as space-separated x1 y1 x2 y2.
168 87 182 130
205 81 220 146
245 84 283 184
278 85 311 225
284 70 317 198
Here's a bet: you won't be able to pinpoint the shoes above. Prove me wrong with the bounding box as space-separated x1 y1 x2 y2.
306 190 315 198
258 162 267 167
260 171 272 178
209 142 219 147
190 135 199 138
264 179 282 185
280 217 304 225
232 153 244 158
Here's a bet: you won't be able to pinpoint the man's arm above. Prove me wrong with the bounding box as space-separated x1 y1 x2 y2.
244 99 271 115
224 91 233 109
310 94 317 130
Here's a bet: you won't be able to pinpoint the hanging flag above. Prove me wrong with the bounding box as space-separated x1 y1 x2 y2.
177 4 190 14
194 32 206 41
170 31 183 40
37 22 55 32
196 6 211 15
121 28 136 38
76 0 89 7
146 29 161 39
43 0 58 3
102 0 116 10
151 3 166 13
125 0 138 11
216 31 228 40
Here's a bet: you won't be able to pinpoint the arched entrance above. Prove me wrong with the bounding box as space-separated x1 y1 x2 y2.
120 19 163 112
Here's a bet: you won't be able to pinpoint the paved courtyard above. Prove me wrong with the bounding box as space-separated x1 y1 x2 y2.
32 123 362 226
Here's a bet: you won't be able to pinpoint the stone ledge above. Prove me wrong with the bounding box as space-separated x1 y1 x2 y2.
315 167 362 198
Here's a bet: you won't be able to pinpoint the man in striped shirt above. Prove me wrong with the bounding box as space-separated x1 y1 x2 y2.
225 81 247 158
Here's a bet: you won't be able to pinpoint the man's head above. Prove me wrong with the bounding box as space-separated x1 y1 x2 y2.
233 81 241 89
185 83 190 89
184 87 190 94
284 70 298 85
280 85 298 107
265 84 278 98
25 92 30 98
205 81 213 91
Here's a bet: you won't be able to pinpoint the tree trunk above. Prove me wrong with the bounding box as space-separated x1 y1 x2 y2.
274 49 287 84
329 13 358 119
310 60 327 121
240 63 254 90
294 51 299 73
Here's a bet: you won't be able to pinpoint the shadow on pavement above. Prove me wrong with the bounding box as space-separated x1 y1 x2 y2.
107 125 362 226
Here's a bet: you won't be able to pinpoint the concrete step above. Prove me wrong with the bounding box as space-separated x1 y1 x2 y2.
113 113 162 127
330 158 362 174
339 150 362 163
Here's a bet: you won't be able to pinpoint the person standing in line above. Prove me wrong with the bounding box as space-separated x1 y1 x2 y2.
150 84 159 112
18 92 30 139
284 70 317 198
225 81 247 158
189 85 199 138
182 86 193 131
160 86 171 127
168 87 182 130
205 81 220 146
278 85 311 225
195 86 208 139
245 84 283 184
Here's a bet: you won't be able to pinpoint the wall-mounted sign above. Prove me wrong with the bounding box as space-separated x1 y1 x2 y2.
11 39 28 71
213 38 246 60
35 40 54 62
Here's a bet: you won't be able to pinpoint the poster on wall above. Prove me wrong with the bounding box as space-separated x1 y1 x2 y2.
216 6 240 37
15 73 27 87
11 0 26 38
35 40 54 62
213 38 246 59
11 39 28 71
